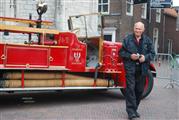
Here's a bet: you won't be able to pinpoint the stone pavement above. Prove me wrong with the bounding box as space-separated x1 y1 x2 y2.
137 78 179 120
0 78 178 120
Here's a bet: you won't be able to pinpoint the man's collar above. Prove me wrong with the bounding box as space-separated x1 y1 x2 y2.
133 33 144 40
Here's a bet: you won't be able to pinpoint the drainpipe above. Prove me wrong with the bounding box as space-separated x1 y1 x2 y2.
147 0 151 36
163 14 166 53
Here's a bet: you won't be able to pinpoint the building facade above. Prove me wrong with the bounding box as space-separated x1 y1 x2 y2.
100 0 179 54
0 0 98 43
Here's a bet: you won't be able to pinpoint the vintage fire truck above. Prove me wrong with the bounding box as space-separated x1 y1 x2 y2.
0 11 156 98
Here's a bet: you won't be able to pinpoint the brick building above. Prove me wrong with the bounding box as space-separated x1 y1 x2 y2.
100 0 179 54
162 8 179 54
101 0 149 43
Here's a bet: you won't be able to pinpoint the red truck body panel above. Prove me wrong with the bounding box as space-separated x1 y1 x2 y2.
0 43 68 69
0 31 127 89
5 45 49 68
57 32 87 72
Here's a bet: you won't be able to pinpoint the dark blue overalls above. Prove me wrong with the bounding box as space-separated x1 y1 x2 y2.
119 34 155 117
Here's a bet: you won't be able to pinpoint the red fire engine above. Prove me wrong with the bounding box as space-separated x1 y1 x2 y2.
0 12 156 98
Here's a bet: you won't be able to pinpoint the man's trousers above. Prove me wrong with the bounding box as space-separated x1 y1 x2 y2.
125 66 146 116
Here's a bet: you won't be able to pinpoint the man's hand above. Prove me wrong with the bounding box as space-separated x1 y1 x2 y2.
131 53 140 61
139 54 145 63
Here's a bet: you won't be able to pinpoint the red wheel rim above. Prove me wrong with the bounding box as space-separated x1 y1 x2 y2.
144 76 149 91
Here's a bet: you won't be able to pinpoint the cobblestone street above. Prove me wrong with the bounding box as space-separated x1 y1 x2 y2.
0 77 178 120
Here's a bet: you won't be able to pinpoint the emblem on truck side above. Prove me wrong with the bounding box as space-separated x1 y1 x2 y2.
74 52 81 62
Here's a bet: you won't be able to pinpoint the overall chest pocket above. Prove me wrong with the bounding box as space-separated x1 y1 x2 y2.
127 42 137 53
142 43 149 54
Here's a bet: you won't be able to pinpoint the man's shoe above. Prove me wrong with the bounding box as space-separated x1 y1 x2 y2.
135 112 140 118
128 113 137 120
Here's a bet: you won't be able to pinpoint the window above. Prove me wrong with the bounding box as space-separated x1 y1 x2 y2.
153 28 159 53
104 35 112 41
98 0 110 14
103 27 116 42
141 3 147 19
126 0 133 16
156 9 161 23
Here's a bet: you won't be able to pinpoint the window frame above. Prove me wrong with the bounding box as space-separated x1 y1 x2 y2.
156 9 161 23
153 28 159 53
103 27 117 42
141 3 147 19
126 0 133 16
98 0 110 14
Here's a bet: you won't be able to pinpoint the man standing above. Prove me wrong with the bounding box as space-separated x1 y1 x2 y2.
119 22 155 120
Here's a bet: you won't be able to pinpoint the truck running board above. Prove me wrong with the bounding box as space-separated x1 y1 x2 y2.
0 86 123 92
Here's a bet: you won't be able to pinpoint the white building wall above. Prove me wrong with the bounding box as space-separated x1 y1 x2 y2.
0 0 97 43
0 0 56 24
56 0 98 31
0 0 56 43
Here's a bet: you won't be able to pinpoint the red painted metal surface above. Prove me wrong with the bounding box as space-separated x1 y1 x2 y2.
100 41 123 73
0 44 68 69
21 70 24 88
5 45 49 68
0 31 129 89
0 44 4 65
50 47 68 67
0 32 131 89
100 41 126 88
61 72 65 87
144 76 149 91
58 32 87 72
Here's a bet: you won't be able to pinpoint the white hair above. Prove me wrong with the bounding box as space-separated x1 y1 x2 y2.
134 22 145 31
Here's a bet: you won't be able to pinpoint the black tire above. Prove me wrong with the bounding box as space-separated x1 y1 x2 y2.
142 70 154 98
120 70 154 99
